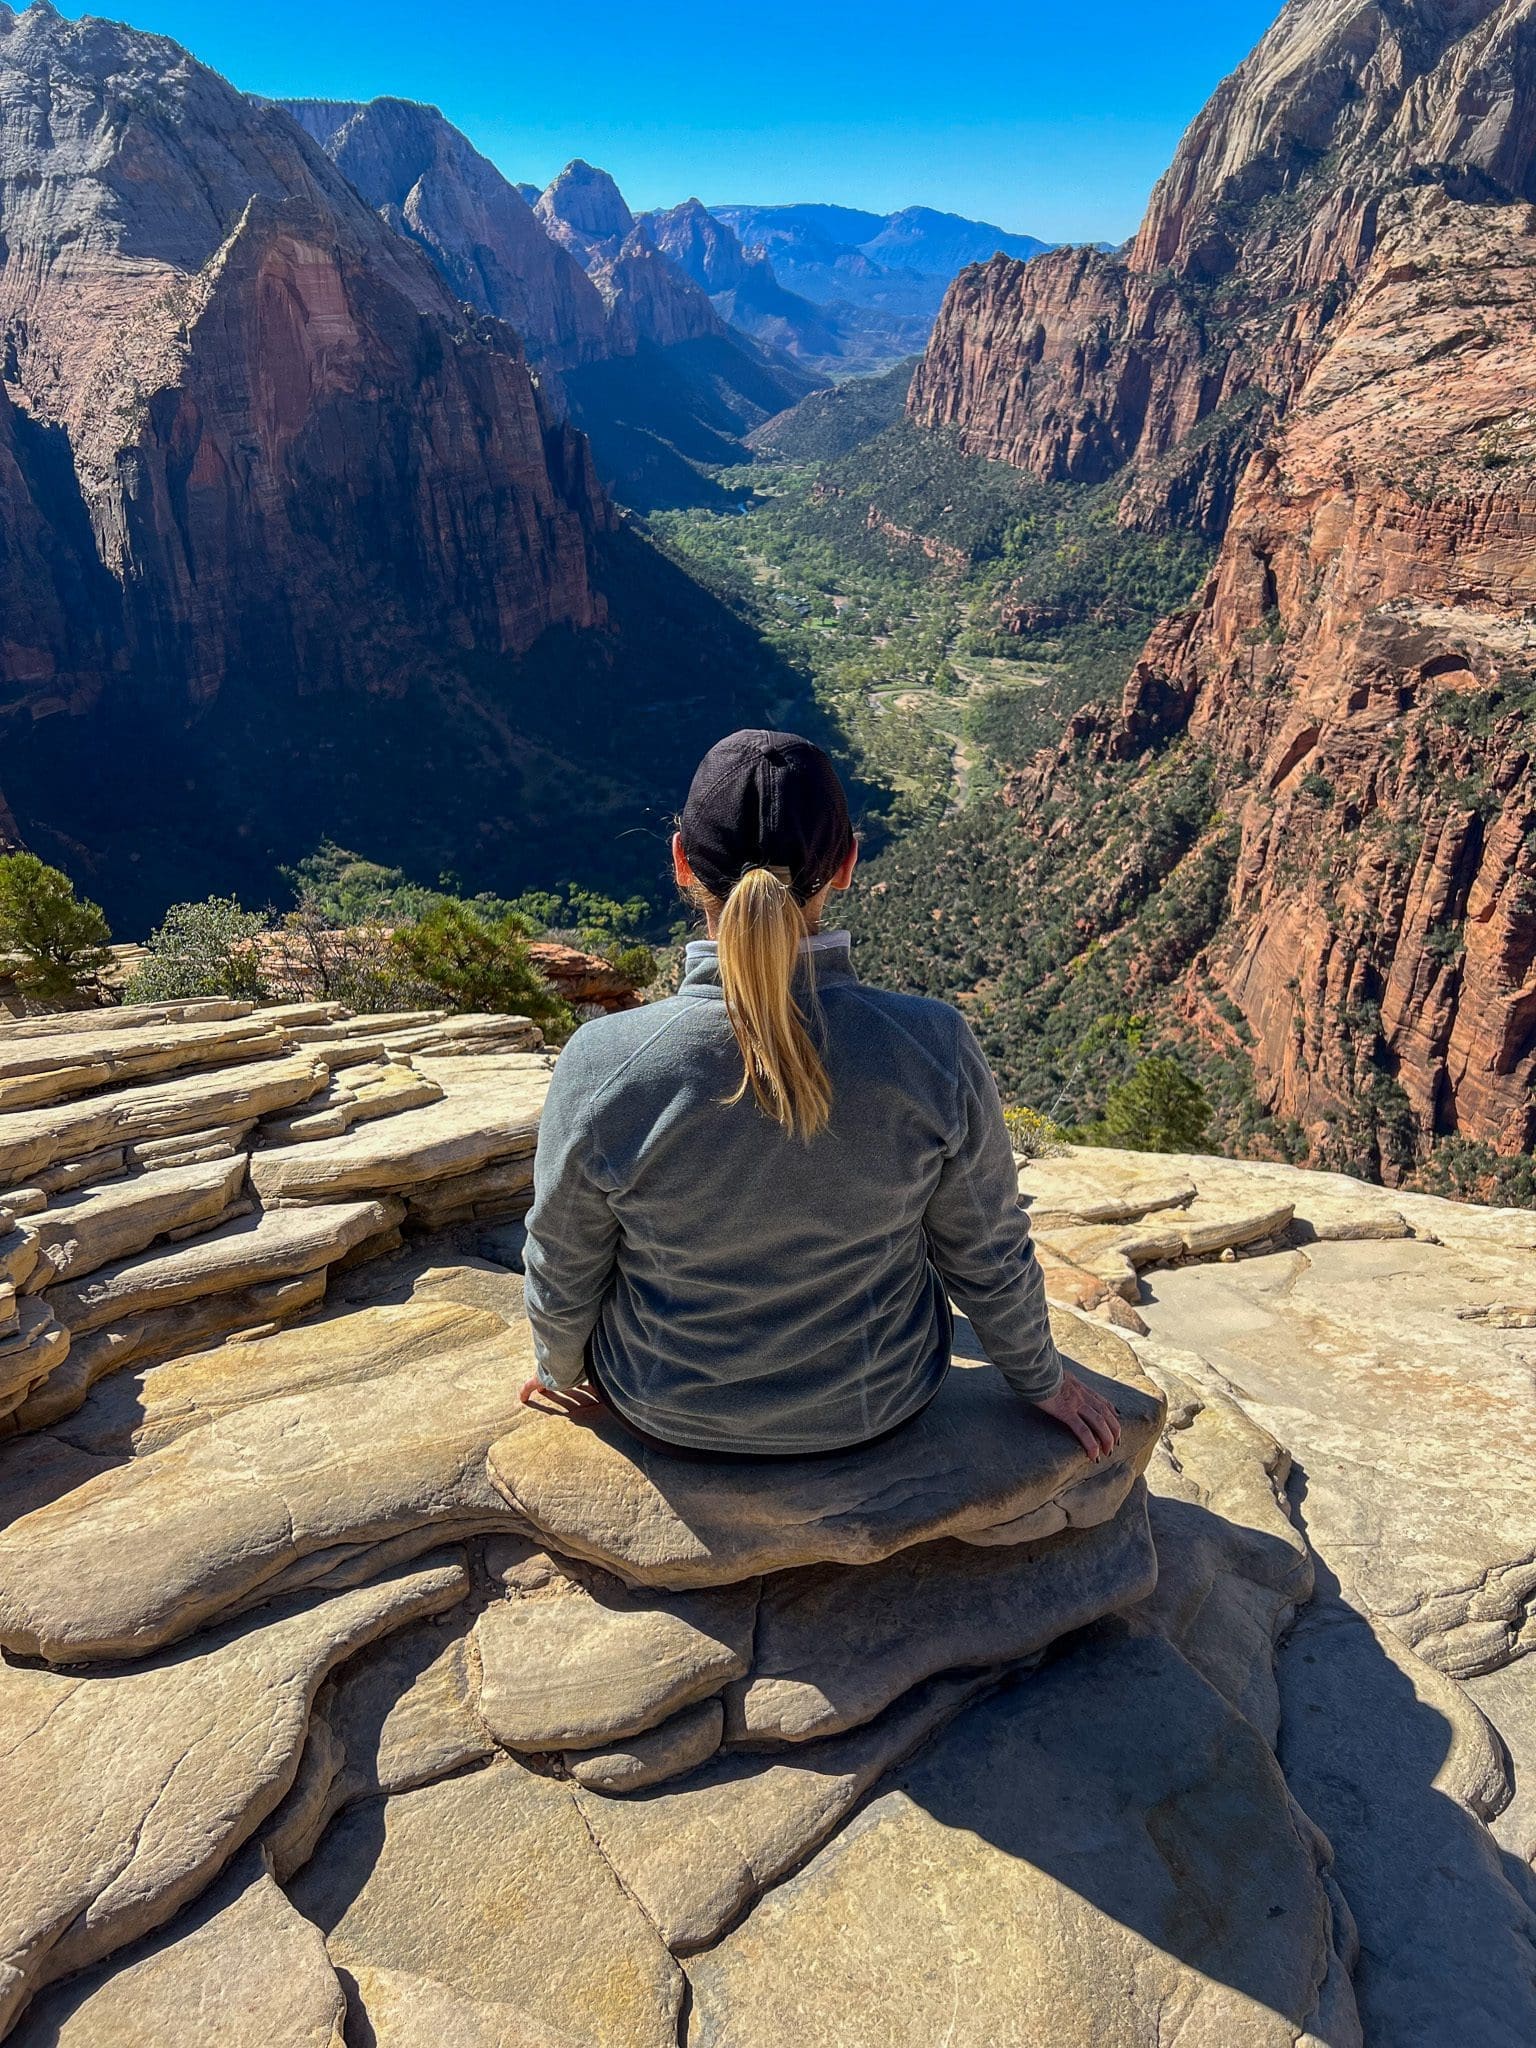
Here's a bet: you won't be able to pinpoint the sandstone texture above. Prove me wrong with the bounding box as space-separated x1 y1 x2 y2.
0 996 1532 2043
0 1000 551 1446
487 1332 1164 1588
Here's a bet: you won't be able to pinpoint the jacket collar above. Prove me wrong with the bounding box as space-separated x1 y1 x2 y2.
679 929 858 998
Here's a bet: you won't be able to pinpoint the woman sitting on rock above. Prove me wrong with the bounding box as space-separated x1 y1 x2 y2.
521 729 1121 1464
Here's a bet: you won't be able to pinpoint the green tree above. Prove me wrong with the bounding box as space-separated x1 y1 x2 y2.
390 901 575 1038
0 853 114 1006
1094 1055 1212 1154
125 897 271 1004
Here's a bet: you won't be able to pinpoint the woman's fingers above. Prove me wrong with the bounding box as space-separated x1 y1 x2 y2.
519 1379 604 1417
1066 1408 1102 1459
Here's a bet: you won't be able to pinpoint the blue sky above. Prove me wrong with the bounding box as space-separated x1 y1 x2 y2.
59 0 1281 241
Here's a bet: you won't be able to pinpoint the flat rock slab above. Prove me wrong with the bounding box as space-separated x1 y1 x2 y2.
44 1198 397 1336
1138 1235 1536 1678
0 1016 291 1114
567 1698 726 1794
476 1557 756 1750
574 1668 997 1954
288 1758 683 2048
48 1298 505 1459
726 1482 1155 1745
1021 1154 1198 1226
0 1557 466 2038
23 1155 250 1293
1279 1595 1536 2048
3 1273 330 1436
9 1856 347 2048
488 1332 1165 1590
0 1316 536 1660
249 1056 550 1205
260 1060 443 1144
0 1054 327 1188
686 1630 1358 2048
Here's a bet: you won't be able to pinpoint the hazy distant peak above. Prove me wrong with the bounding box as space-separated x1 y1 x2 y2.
538 159 635 244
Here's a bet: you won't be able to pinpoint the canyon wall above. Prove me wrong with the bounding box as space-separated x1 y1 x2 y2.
282 98 612 371
913 0 1536 1166
911 0 1536 535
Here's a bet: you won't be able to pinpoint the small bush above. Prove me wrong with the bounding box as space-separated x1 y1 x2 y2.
389 901 575 1039
126 897 270 1004
1003 1104 1071 1160
1084 1055 1212 1155
0 853 114 1006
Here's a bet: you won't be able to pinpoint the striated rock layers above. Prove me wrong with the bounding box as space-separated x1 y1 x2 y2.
911 0 1536 535
0 3 607 889
282 97 612 372
914 0 1536 1168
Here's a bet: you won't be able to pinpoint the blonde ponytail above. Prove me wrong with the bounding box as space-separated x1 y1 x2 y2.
714 867 833 1141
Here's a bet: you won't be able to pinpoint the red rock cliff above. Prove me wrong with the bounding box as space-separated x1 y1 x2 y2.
0 3 607 735
923 0 1536 1170
910 0 1536 534
1117 188 1536 1161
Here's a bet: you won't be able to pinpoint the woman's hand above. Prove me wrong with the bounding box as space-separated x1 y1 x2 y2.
1032 1370 1122 1461
519 1378 605 1418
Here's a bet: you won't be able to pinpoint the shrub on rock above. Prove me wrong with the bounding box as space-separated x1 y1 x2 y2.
1088 1055 1212 1155
125 897 271 1004
0 852 114 1006
390 902 575 1038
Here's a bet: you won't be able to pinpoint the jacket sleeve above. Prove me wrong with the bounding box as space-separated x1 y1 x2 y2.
522 1049 621 1390
922 1022 1064 1402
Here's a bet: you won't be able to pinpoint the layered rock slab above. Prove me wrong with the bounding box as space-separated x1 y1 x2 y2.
0 1557 467 2037
288 1759 684 2048
475 1547 757 1750
573 1669 998 1953
23 1155 250 1293
0 1314 535 1660
1 1272 329 1436
9 1856 347 2048
0 1056 326 1187
43 1200 399 1338
686 1629 1361 2048
488 1332 1165 1590
247 1056 549 1206
726 1481 1155 1744
0 1015 291 1114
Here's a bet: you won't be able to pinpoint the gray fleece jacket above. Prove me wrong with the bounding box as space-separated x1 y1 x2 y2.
521 932 1063 1454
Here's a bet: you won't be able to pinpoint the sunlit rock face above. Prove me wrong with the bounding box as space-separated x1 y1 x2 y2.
912 0 1536 535
282 96 613 371
0 2 607 827
4 1002 1536 2044
918 0 1536 1165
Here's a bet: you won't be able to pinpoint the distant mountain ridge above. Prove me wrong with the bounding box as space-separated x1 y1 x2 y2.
712 202 1050 314
280 108 819 507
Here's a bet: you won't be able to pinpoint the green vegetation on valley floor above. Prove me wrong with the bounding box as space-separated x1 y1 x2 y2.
648 424 1213 838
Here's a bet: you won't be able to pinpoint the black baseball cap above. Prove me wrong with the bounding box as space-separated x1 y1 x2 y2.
680 731 854 904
